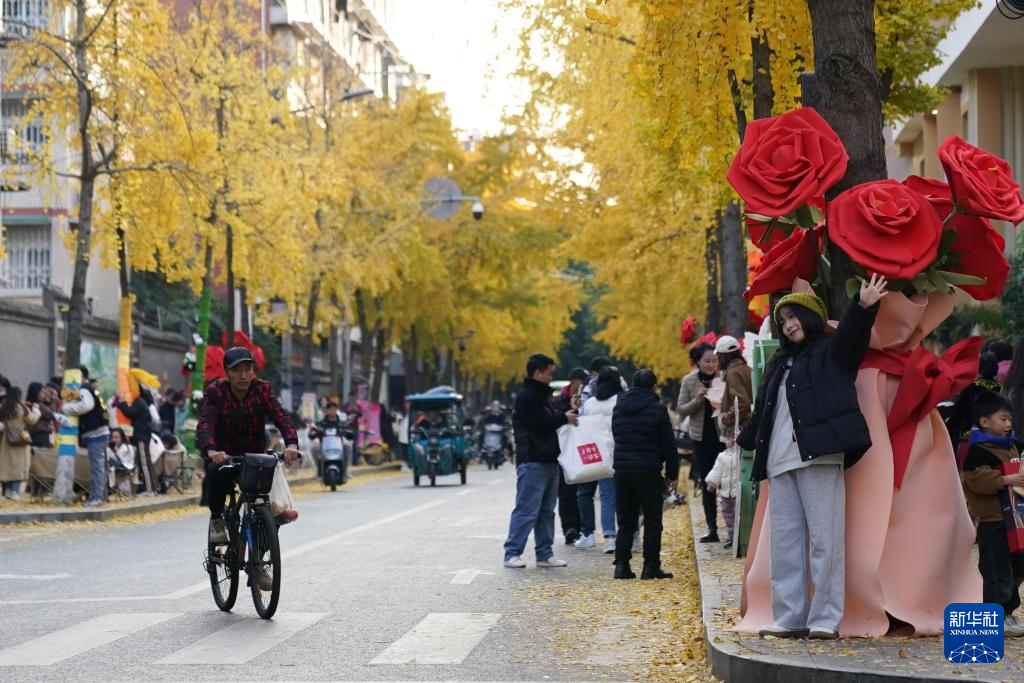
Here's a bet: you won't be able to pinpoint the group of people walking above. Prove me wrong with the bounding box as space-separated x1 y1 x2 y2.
501 353 680 580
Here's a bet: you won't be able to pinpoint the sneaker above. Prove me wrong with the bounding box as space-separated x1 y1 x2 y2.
603 536 616 554
574 533 596 549
208 518 229 545
4 491 20 502
503 556 527 569
252 564 274 591
758 624 809 639
83 499 105 508
808 627 840 640
564 528 580 544
1006 615 1024 637
699 532 720 543
536 557 568 568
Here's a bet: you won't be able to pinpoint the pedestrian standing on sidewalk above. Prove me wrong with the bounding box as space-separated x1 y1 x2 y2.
962 391 1024 637
611 369 680 580
575 365 624 554
121 388 158 497
705 411 740 548
677 342 724 543
26 382 57 448
716 336 752 437
59 367 110 506
553 367 588 544
0 376 40 501
738 276 886 640
503 353 578 569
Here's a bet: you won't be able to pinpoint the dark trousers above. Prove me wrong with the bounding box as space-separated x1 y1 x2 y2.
558 469 580 535
614 470 665 565
694 436 722 535
206 462 240 516
978 521 1024 616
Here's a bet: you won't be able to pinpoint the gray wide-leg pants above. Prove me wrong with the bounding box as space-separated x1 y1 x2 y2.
768 464 845 631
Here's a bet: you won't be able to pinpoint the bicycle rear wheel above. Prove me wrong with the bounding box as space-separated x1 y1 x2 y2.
207 517 239 612
248 505 282 619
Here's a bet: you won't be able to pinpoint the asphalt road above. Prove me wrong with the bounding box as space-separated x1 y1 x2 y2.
0 464 635 682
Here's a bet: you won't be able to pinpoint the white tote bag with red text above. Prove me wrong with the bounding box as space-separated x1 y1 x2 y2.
557 414 615 484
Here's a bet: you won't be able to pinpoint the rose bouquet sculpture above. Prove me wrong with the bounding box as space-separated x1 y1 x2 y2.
727 108 1024 637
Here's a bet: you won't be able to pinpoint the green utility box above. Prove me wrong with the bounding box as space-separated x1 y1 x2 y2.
735 338 778 558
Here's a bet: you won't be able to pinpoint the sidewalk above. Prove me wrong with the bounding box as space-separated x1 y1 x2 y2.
688 491 1024 682
0 462 402 525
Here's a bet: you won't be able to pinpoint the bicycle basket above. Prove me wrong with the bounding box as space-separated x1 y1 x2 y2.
239 453 278 494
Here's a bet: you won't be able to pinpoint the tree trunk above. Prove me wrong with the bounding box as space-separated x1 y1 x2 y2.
225 223 235 347
719 203 747 336
355 290 371 387
371 325 388 402
302 281 320 394
239 284 250 336
704 222 722 332
751 33 774 119
329 323 340 398
807 0 888 316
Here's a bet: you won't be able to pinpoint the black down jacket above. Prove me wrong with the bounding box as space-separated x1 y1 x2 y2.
513 378 568 464
738 299 879 482
611 388 680 480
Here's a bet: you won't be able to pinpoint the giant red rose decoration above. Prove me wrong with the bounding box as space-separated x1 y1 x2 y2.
829 180 943 279
903 175 1009 300
744 227 820 300
938 135 1024 224
746 218 790 252
727 107 849 217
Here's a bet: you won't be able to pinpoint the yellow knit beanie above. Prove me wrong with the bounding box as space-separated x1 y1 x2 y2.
774 292 828 326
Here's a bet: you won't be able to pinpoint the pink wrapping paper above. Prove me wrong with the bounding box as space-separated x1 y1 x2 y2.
738 291 982 636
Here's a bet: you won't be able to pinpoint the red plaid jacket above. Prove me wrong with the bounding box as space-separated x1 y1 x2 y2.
196 378 297 458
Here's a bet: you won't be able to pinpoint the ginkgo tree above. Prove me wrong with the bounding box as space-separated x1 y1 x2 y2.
505 0 977 375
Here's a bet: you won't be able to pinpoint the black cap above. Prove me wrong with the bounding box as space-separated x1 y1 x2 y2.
224 346 255 369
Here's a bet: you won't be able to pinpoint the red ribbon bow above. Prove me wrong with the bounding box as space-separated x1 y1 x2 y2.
860 336 982 489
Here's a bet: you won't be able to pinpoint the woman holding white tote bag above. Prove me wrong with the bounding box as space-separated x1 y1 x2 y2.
574 367 624 553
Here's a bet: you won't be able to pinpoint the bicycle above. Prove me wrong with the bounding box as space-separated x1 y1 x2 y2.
205 451 293 619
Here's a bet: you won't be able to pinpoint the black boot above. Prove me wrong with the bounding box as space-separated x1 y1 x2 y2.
613 561 636 580
699 532 719 543
641 562 673 580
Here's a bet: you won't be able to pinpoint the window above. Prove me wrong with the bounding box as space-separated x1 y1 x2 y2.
1 98 44 165
1 0 47 35
0 223 51 290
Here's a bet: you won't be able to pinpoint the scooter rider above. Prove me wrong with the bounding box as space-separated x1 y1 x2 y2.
309 402 352 482
479 401 510 443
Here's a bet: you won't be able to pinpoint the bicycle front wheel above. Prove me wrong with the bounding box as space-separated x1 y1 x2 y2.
248 505 282 619
208 519 239 612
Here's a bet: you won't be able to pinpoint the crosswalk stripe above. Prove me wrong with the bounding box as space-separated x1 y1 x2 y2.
0 613 180 666
156 612 327 665
370 612 501 665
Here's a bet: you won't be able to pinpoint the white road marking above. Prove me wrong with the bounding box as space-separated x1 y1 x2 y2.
0 573 72 580
162 499 448 600
445 569 495 585
0 613 179 666
370 612 501 665
456 489 475 496
157 612 327 665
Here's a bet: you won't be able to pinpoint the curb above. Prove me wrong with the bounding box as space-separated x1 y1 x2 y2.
0 462 402 525
688 495 975 683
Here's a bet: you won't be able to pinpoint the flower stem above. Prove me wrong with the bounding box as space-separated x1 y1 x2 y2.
943 205 961 226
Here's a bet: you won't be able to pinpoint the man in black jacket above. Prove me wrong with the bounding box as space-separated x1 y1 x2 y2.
503 353 578 569
611 369 680 580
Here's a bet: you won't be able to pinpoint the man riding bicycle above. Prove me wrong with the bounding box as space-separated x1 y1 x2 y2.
197 347 299 544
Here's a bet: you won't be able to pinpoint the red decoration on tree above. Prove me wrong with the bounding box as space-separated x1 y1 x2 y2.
744 227 821 300
938 135 1024 224
727 107 848 217
680 316 697 346
829 180 943 280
